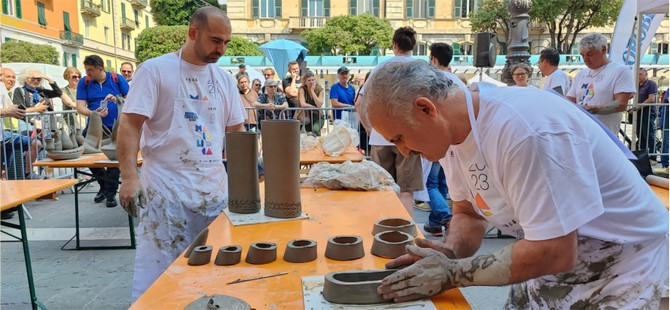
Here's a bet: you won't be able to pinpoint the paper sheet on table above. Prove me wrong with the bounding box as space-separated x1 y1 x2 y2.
223 207 308 226
302 275 436 310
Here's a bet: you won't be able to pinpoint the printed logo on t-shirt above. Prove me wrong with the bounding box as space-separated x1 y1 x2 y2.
190 94 199 100
474 193 493 216
194 123 213 155
579 83 595 105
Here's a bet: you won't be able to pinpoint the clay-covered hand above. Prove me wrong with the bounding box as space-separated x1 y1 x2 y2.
385 238 456 270
378 245 456 302
104 94 117 102
97 107 109 117
120 178 145 217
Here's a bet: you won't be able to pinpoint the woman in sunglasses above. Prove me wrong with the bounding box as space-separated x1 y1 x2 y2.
60 66 85 128
12 68 62 113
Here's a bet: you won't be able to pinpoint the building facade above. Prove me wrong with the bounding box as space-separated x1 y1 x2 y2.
225 0 669 56
1 0 154 71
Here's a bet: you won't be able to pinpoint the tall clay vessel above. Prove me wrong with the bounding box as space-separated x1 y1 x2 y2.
226 132 261 214
261 120 301 218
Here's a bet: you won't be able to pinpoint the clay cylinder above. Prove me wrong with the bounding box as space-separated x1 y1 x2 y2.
325 235 365 261
187 245 213 266
214 245 242 266
245 242 277 265
261 120 302 218
226 132 261 214
372 218 417 237
370 231 414 259
283 239 317 263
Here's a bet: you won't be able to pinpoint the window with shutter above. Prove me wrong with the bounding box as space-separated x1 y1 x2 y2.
275 0 282 17
252 0 259 17
2 0 9 15
71 54 77 67
15 0 20 18
37 2 46 26
63 11 72 32
349 0 355 15
405 0 412 18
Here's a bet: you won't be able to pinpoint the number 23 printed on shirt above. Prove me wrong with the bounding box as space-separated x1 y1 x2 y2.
469 162 489 191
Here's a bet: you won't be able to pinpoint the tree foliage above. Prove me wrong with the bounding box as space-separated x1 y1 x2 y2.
0 41 59 65
135 26 261 62
302 14 393 55
150 0 225 26
136 25 188 62
530 0 622 53
224 36 263 56
469 0 623 54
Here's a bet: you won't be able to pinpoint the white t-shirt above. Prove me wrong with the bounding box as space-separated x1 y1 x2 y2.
443 86 667 243
567 62 635 134
123 53 246 157
542 68 570 95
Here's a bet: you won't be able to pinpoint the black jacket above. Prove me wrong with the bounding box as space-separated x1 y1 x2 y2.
12 82 62 111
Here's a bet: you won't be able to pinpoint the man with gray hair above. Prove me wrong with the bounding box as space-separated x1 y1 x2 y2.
362 60 667 308
567 33 635 135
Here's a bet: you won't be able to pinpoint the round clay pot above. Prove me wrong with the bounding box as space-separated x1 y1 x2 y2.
370 231 414 259
283 239 317 263
325 235 365 261
185 294 251 310
322 269 397 304
371 218 417 237
187 245 213 266
245 242 277 264
214 245 242 266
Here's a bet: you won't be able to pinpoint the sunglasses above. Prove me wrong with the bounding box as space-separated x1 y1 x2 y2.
29 78 43 82
253 83 261 87
71 75 80 79
267 85 277 88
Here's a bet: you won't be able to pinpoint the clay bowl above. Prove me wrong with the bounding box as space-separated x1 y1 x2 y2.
325 235 365 261
187 245 213 266
283 239 317 263
371 218 417 237
245 242 277 264
370 231 414 259
100 144 117 160
214 245 242 266
322 269 397 304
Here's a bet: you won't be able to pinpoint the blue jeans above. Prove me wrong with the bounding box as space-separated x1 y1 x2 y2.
659 106 668 167
427 162 451 226
635 107 656 152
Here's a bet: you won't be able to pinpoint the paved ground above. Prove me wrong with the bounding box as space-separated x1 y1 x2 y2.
0 183 542 309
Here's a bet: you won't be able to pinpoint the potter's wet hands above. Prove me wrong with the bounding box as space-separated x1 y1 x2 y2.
120 178 145 217
378 245 457 302
385 238 456 270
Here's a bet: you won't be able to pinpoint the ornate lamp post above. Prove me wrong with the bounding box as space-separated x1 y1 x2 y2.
502 0 532 85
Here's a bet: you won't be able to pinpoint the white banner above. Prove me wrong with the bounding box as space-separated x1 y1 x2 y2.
609 0 666 66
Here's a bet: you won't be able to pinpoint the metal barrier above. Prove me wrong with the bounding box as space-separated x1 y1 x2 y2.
622 101 669 166
1 110 84 181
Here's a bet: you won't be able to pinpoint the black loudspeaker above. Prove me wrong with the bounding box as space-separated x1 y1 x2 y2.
473 32 497 68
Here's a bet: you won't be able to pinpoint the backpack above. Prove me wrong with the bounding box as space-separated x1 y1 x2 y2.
84 72 123 99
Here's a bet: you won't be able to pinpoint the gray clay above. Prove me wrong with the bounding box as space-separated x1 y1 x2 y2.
184 228 209 258
261 120 302 218
226 132 261 214
83 111 103 154
371 218 417 237
245 242 277 264
325 235 365 261
46 145 85 160
214 245 242 266
187 245 213 266
370 231 414 259
283 239 317 263
322 269 397 304
184 294 251 310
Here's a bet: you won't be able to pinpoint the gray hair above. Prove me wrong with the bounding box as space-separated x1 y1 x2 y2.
264 78 278 87
18 68 43 86
579 33 608 52
360 60 457 128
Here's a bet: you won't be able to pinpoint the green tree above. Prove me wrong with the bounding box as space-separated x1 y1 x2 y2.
530 0 623 53
469 0 623 54
151 0 225 26
0 41 59 65
302 14 393 55
135 26 261 62
225 36 263 56
135 25 188 62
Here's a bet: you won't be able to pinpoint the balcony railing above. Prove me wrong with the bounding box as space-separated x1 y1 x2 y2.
80 0 101 17
60 30 84 47
120 17 136 31
129 0 147 9
289 16 329 29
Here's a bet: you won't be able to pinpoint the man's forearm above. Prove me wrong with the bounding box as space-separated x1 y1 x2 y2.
443 212 488 258
117 122 141 181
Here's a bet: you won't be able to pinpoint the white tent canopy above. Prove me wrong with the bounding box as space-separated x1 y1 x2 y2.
468 73 508 87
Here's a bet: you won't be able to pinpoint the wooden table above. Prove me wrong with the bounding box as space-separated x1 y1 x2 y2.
131 188 470 309
651 185 669 209
34 153 141 250
1 179 77 310
300 146 364 165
